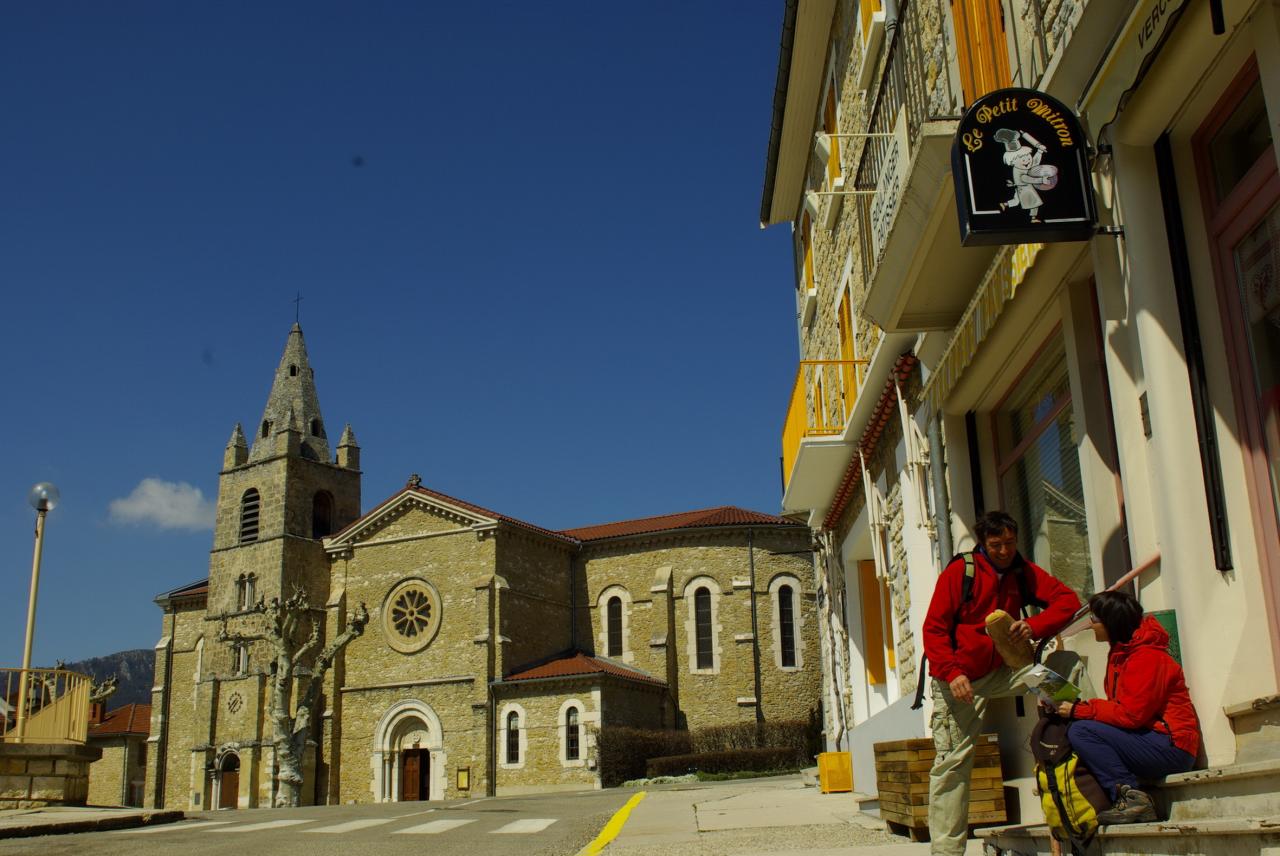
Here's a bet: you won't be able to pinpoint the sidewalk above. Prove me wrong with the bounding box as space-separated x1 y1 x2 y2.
0 806 184 839
604 774 984 855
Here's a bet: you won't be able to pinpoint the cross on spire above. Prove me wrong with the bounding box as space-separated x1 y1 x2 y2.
293 292 303 325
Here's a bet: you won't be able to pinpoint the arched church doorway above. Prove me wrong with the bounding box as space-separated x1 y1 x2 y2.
218 753 240 810
372 700 444 802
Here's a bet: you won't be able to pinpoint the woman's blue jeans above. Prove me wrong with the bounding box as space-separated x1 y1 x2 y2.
1067 720 1195 800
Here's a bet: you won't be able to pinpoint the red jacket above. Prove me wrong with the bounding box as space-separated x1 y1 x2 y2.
922 551 1081 683
1073 616 1201 757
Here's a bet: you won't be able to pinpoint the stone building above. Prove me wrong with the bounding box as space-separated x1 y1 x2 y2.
761 0 1280 844
86 703 149 807
144 325 818 809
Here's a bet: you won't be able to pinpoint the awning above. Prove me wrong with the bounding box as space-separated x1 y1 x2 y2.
1078 0 1192 142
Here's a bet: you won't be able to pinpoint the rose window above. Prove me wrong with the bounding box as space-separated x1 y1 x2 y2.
382 579 442 653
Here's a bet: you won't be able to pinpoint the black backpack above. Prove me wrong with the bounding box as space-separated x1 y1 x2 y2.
910 551 1045 710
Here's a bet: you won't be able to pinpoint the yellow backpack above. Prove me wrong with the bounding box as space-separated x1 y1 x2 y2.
1031 715 1110 854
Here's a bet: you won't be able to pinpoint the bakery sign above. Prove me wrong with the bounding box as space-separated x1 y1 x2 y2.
951 88 1097 246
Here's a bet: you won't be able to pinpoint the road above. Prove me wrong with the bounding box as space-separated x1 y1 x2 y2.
0 790 630 856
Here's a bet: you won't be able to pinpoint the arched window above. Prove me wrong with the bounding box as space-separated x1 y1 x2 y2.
310 418 324 438
506 711 520 764
779 584 797 668
312 491 334 539
260 420 271 438
695 587 713 670
239 489 261 544
565 707 580 760
289 364 298 377
606 596 623 657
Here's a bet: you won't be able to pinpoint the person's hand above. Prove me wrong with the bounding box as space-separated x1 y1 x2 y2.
1056 701 1074 718
1009 620 1033 644
949 675 974 704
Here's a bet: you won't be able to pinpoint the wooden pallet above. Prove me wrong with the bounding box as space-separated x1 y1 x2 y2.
873 734 1007 840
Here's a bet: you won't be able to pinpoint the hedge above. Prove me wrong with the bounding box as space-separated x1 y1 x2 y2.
645 747 805 778
594 726 692 787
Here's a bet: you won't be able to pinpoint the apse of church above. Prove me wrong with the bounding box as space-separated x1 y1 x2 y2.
145 327 820 810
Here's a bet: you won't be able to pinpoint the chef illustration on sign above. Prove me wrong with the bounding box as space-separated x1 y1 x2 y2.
995 127 1059 223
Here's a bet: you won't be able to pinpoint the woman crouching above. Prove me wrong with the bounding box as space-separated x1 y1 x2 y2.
1056 590 1200 824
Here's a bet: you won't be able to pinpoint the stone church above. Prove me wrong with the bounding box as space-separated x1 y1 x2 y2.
144 325 819 809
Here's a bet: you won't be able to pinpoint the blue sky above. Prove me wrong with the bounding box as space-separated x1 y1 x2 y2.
0 1 801 665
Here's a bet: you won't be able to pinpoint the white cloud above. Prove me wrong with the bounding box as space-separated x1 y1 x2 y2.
109 478 215 531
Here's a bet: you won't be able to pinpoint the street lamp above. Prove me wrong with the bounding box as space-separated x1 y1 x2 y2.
15 482 58 739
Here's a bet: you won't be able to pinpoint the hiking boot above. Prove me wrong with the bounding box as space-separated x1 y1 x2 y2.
1097 784 1157 825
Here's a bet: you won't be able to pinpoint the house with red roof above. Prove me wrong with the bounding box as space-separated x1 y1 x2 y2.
145 327 819 809
87 702 150 807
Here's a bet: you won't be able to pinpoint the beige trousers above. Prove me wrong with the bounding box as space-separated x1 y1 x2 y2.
926 666 1025 855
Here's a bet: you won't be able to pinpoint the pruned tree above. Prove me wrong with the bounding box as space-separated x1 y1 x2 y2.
89 675 119 704
218 587 368 807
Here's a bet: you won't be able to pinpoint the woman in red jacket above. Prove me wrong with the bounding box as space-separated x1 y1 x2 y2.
1057 590 1200 824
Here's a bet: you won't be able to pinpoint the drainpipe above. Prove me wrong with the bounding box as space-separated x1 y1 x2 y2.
748 531 765 724
927 415 953 562
568 550 577 651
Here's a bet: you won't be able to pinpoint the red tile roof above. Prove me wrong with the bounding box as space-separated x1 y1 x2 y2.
89 703 151 737
503 651 665 686
561 506 803 541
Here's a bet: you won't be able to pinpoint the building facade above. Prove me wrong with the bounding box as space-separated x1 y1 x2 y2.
86 702 149 807
144 325 819 809
762 0 1280 824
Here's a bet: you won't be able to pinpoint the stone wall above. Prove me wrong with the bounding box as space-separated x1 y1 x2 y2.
0 743 100 808
492 680 601 795
497 530 575 673
87 741 127 806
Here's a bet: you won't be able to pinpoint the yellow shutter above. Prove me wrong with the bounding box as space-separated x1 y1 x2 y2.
860 561 887 685
951 0 1011 105
824 80 841 184
881 578 897 669
801 213 816 293
838 297 856 398
859 0 883 41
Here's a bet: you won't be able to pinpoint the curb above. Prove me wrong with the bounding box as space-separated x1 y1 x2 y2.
0 810 185 839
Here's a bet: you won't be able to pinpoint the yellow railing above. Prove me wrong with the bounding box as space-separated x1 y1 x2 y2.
0 668 92 744
782 360 869 490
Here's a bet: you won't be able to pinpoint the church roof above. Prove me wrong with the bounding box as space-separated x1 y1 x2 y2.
502 651 665 686
154 577 209 604
407 485 576 543
89 703 151 737
561 506 804 541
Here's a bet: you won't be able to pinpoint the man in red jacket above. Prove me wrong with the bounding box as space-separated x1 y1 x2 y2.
923 511 1081 856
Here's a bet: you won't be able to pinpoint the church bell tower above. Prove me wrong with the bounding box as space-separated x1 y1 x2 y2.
207 324 362 622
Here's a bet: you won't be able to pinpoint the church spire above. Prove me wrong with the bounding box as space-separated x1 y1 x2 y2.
250 324 331 463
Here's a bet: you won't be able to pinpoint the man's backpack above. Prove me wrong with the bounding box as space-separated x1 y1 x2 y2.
910 551 1046 709
1031 713 1110 855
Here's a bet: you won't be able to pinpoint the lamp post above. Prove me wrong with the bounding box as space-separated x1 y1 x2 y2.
15 482 58 739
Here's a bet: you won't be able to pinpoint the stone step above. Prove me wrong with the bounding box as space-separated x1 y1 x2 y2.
1226 694 1280 763
978 816 1280 856
1157 757 1280 821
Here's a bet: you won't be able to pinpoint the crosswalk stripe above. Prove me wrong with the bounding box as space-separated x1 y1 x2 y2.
305 818 396 833
210 818 314 832
394 818 477 835
492 818 557 834
117 820 234 834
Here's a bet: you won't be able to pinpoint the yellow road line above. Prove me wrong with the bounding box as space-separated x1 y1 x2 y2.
576 790 647 856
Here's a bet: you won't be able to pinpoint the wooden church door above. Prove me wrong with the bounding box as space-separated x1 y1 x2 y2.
401 749 429 801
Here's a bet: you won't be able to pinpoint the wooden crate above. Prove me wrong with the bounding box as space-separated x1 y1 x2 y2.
873 734 1007 841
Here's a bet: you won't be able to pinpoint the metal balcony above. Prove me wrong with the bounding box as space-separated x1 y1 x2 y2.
781 360 868 514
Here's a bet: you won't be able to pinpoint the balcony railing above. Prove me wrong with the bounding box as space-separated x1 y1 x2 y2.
853 0 962 286
0 668 92 744
782 360 869 491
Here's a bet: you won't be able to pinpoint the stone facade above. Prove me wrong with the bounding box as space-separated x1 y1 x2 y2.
144 327 821 809
0 743 100 808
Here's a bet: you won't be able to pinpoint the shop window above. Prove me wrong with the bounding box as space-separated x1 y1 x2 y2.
951 0 1011 105
994 331 1094 600
1194 58 1280 568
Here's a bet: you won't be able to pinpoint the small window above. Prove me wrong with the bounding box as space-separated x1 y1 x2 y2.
310 418 325 438
506 712 520 764
289 364 299 376
606 596 623 657
261 420 271 439
312 491 334 539
239 489 261 544
779 585 797 668
566 707 580 760
695 587 713 670
233 642 249 676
